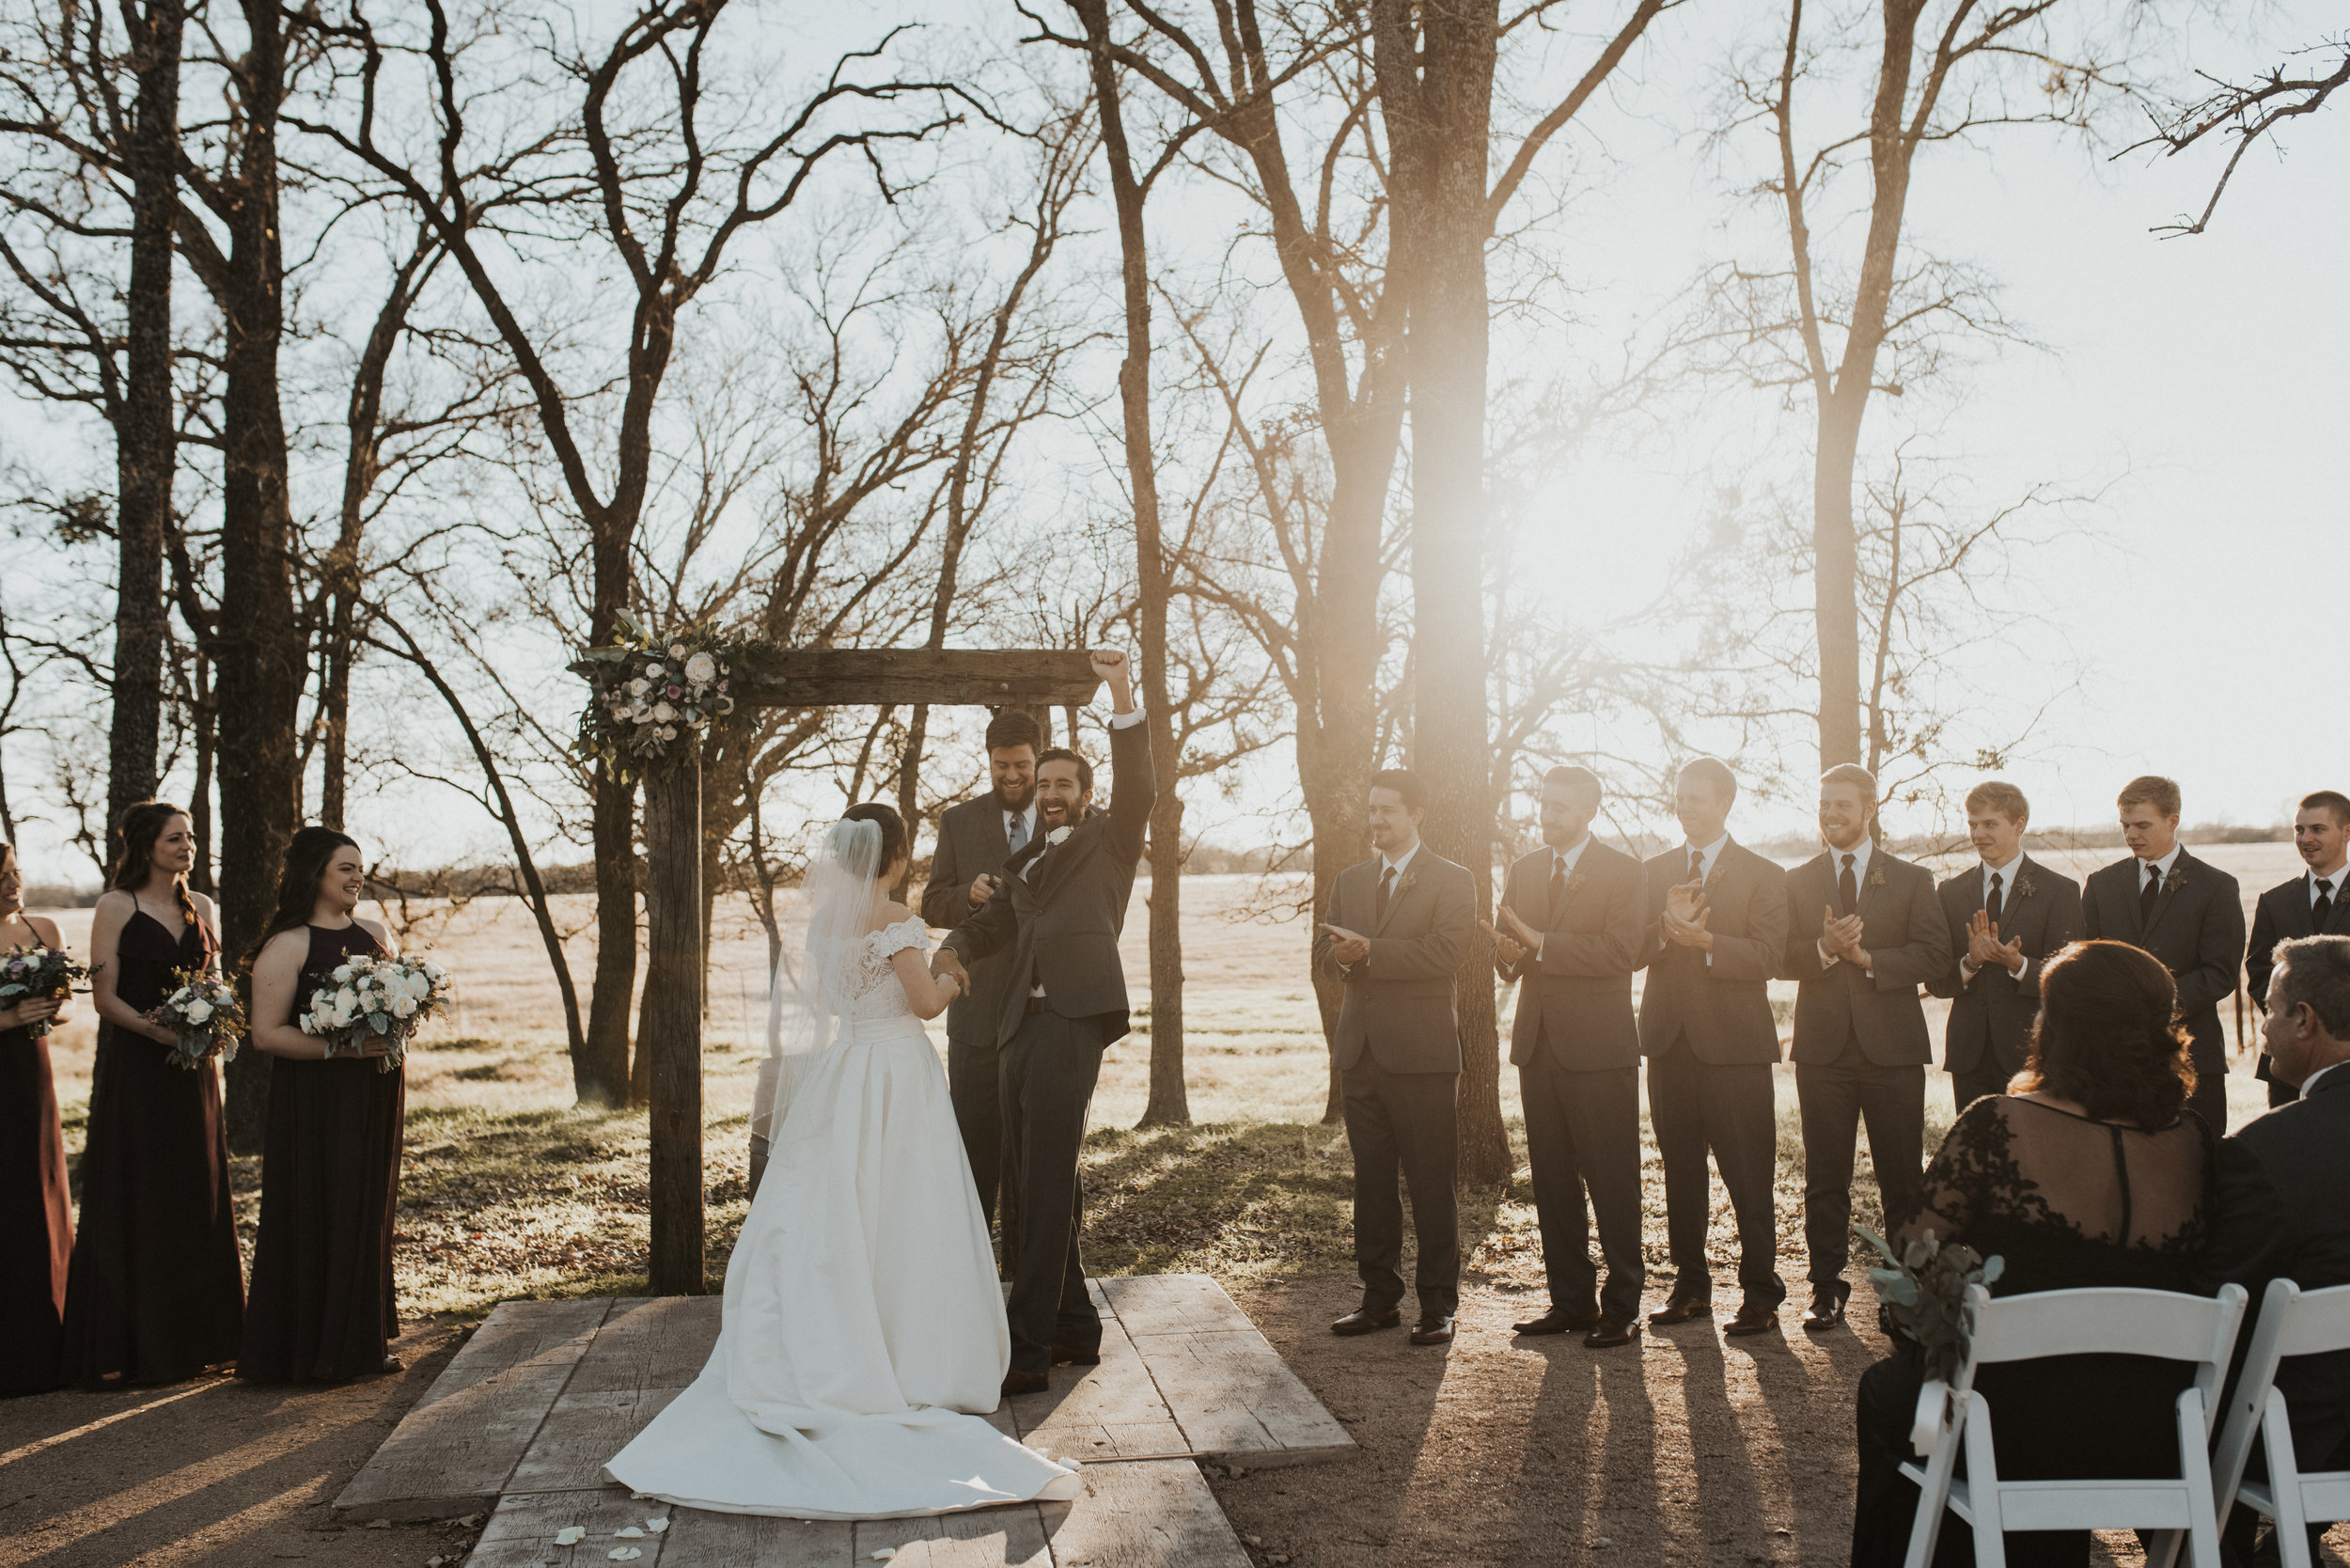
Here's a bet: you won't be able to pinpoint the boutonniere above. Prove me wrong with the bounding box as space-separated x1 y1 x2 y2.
1866 862 1889 890
2013 870 2038 900
2162 865 2187 895
1561 871 1588 901
1047 825 1073 847
1398 873 1418 899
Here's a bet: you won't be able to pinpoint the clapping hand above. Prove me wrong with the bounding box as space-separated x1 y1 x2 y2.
1821 906 1867 962
1661 879 1714 949
1319 923 1371 966
1480 907 1536 970
1966 909 2024 974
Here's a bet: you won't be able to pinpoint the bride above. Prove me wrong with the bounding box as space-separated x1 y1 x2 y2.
606 804 1080 1518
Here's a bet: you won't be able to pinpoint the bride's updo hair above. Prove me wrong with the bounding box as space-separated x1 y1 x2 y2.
838 803 906 871
2016 940 2196 1129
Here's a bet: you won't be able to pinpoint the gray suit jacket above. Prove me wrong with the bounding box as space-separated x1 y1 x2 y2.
1496 841 1644 1072
1782 847 1950 1067
1312 849 1476 1074
2081 848 2246 1055
941 719 1154 1047
1636 839 1789 1066
920 790 1026 1048
1926 855 2083 1080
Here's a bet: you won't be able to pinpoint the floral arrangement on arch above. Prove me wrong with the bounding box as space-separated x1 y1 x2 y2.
572 609 753 780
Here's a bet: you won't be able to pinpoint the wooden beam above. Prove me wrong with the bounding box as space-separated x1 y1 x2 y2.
733 648 1101 710
638 757 705 1296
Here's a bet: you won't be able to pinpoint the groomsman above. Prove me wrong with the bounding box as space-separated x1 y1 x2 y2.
1315 769 1476 1347
2245 791 2350 1107
2082 775 2246 1134
920 708 1044 1233
1782 766 1950 1332
1485 766 1646 1348
1926 780 2083 1113
1637 757 1791 1338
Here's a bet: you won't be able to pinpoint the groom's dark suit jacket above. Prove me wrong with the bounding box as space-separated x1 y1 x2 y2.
942 719 1154 1046
920 791 1026 1052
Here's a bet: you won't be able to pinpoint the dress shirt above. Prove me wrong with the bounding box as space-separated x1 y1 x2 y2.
1962 850 2029 980
1816 836 1875 970
1001 800 1039 854
2310 863 2349 911
2138 842 2183 886
1381 841 1422 883
1531 835 1590 964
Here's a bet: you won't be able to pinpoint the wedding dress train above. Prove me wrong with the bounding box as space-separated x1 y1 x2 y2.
605 915 1078 1518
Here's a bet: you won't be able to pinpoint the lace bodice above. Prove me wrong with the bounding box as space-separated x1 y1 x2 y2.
815 916 931 1021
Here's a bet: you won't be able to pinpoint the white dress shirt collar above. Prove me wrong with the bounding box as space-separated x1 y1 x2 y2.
1683 834 1730 881
2311 862 2348 906
2137 841 2184 883
1550 836 1590 876
1826 836 1873 884
1382 841 1422 880
1982 849 2023 896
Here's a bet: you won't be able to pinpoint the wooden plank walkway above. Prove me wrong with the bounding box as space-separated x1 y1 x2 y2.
335 1274 1348 1565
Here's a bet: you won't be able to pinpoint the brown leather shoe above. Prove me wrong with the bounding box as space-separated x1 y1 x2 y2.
1051 1343 1103 1366
1647 1292 1712 1326
1801 1289 1848 1333
1512 1307 1602 1336
1581 1313 1637 1349
1001 1368 1050 1397
1332 1306 1402 1336
1724 1299 1781 1338
1409 1313 1456 1345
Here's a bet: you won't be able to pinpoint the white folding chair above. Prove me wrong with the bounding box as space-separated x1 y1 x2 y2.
2210 1278 2350 1568
1901 1282 2249 1568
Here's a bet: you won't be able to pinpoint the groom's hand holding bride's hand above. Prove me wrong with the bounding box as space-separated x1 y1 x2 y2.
931 947 970 993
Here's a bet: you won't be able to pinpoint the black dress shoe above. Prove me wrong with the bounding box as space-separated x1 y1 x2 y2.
1802 1290 1848 1333
1001 1368 1050 1397
1581 1314 1637 1349
1725 1299 1781 1337
1512 1307 1602 1336
1331 1306 1402 1337
1051 1343 1103 1366
1647 1293 1712 1326
1408 1313 1456 1345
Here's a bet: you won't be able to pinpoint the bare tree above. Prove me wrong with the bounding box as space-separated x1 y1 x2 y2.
2125 32 2348 235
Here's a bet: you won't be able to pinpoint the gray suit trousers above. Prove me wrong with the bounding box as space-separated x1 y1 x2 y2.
1341 1058 1461 1316
1000 1008 1104 1375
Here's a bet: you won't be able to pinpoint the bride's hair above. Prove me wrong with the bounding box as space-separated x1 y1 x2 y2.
839 803 905 870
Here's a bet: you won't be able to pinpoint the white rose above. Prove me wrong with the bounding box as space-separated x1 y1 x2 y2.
184 998 214 1024
644 662 665 679
668 643 687 658
390 993 418 1018
660 725 677 741
336 986 359 1012
683 652 716 684
652 701 676 723
628 677 650 697
332 1001 357 1027
1047 825 1073 845
332 964 354 982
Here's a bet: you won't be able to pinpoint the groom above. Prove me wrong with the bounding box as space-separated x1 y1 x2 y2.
933 650 1152 1396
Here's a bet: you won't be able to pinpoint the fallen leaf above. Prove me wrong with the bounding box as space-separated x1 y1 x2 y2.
1244 1535 1263 1547
555 1527 587 1545
458 1513 483 1529
615 1527 645 1539
609 1551 643 1563
870 1551 897 1561
645 1518 669 1533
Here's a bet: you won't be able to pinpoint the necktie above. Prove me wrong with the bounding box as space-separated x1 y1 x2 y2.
1375 865 1396 925
1838 853 1858 916
2315 877 2335 932
2138 861 2162 926
1548 853 1567 914
1007 812 1027 856
1985 870 2004 933
1687 848 1705 885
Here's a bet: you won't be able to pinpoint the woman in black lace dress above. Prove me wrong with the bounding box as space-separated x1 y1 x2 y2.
1851 939 2218 1568
0 841 75 1395
239 826 407 1382
59 803 245 1387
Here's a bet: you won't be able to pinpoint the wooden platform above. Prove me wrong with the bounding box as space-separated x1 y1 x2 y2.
335 1274 1350 1566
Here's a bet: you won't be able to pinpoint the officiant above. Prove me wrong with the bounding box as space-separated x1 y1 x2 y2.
921 707 1045 1242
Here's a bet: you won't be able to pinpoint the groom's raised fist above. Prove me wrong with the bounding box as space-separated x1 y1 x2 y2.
1089 649 1136 712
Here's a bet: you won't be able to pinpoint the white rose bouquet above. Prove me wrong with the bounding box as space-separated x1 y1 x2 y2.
0 945 87 1039
298 952 453 1074
149 966 247 1069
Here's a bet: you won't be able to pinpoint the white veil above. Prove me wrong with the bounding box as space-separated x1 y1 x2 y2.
752 815 885 1147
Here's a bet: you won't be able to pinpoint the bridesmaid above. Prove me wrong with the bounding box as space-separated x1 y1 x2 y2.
241 826 407 1382
0 842 75 1395
59 802 245 1387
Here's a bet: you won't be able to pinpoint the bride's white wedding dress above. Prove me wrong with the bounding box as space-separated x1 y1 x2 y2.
605 913 1079 1518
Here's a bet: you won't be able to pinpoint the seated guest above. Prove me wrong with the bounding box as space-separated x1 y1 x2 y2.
2208 934 2350 1567
1851 940 2217 1568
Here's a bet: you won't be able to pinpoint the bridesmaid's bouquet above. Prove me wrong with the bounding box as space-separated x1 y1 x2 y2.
149 967 247 1069
299 953 453 1074
0 945 87 1039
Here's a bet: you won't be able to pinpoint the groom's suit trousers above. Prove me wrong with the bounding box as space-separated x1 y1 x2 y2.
999 1007 1106 1376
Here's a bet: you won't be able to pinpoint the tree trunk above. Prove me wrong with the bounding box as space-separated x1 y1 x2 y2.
639 757 705 1295
591 768 640 1108
188 648 215 896
318 591 355 830
106 0 185 836
1812 389 1865 768
209 0 300 1153
1380 0 1510 1185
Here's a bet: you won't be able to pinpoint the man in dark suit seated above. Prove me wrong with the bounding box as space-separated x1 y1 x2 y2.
2082 775 2246 1134
1926 780 2083 1115
2209 934 2350 1567
1486 765 1647 1347
1314 768 1477 1347
1783 764 1950 1333
1638 756 1791 1338
2246 792 2350 1111
920 708 1044 1238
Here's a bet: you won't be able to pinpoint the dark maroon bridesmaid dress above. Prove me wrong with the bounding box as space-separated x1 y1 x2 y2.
238 922 407 1382
0 1009 72 1394
58 910 245 1386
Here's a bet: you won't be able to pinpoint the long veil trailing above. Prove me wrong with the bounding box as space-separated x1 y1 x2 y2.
751 815 883 1150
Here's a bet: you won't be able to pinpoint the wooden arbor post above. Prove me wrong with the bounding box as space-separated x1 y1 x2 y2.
636 648 1102 1297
